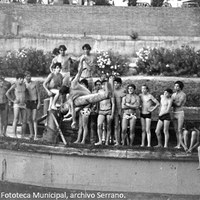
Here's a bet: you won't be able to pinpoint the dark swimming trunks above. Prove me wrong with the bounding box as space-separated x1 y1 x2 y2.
26 100 38 110
140 113 151 119
159 113 171 121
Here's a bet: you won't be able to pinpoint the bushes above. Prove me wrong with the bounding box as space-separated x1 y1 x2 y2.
0 48 52 77
136 46 200 76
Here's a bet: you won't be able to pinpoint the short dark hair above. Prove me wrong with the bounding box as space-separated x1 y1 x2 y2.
82 44 91 51
52 48 59 56
114 77 122 84
59 86 70 95
58 45 67 51
142 84 149 91
16 73 24 79
175 81 184 90
52 62 62 69
80 79 89 88
127 84 136 91
165 88 173 95
94 80 101 86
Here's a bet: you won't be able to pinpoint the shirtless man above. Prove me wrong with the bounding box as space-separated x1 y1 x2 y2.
0 75 11 136
44 63 63 110
121 84 140 146
139 85 159 147
155 88 173 148
25 71 41 140
113 77 126 145
95 80 115 146
172 81 186 149
6 74 28 138
182 122 199 153
80 44 95 91
50 45 72 87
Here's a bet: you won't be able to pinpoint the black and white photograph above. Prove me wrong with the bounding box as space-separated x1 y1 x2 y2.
0 0 200 199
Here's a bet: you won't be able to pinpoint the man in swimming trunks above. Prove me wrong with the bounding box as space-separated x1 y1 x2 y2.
6 74 28 138
95 79 115 146
139 84 159 147
155 88 173 148
25 71 41 140
172 81 186 150
121 84 140 146
0 75 11 136
113 77 126 145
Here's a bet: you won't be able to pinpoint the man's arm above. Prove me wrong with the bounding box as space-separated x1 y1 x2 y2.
5 84 15 102
72 56 85 86
36 82 41 109
149 95 160 112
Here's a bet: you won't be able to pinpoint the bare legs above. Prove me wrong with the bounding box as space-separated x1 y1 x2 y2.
121 117 136 146
141 118 151 147
155 120 170 148
13 106 27 138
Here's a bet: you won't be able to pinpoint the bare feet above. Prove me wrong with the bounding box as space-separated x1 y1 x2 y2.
174 145 181 149
147 145 151 148
74 140 80 144
95 141 102 146
140 144 145 147
154 144 163 148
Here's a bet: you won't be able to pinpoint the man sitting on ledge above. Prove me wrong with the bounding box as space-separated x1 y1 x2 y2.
60 55 112 129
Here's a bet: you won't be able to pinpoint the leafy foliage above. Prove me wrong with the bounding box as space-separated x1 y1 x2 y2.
0 48 52 77
136 46 200 76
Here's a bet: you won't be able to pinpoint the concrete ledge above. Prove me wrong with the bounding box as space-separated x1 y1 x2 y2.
0 138 200 195
0 139 198 162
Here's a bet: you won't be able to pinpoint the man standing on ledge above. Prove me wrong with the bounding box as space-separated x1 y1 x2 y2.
172 81 187 151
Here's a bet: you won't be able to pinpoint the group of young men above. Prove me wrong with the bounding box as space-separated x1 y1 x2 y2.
0 44 199 158
0 72 40 140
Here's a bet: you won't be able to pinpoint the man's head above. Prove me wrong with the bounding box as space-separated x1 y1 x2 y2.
127 84 136 94
164 88 173 98
80 79 89 88
82 44 91 55
141 84 149 94
58 45 67 56
114 77 122 89
52 62 62 73
94 80 102 90
25 71 31 82
59 85 70 95
174 81 184 92
16 73 24 85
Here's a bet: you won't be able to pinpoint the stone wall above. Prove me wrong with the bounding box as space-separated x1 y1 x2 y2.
0 4 200 55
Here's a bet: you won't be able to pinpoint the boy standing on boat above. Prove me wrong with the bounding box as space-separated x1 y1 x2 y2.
6 74 28 138
0 75 11 136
